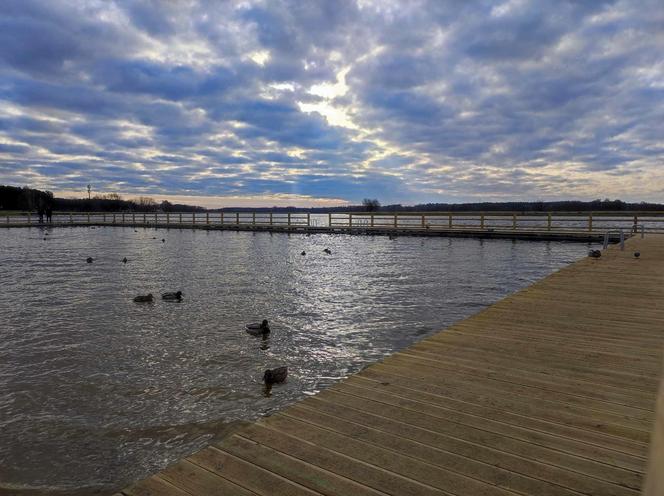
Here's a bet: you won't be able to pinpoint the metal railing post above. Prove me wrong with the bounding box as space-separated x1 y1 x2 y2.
620 229 625 250
642 225 646 238
603 232 610 250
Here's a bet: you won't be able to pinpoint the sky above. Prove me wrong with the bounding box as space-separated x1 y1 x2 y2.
0 0 662 208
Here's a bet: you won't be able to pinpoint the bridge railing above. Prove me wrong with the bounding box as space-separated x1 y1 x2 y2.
3 210 664 233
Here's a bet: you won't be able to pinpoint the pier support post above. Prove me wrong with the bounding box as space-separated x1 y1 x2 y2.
480 214 485 230
154 213 158 224
87 213 90 224
307 213 310 227
143 213 146 224
588 213 593 232
288 213 291 227
193 213 196 225
269 212 273 226
166 213 170 225
328 213 332 227
547 213 552 231
512 213 517 230
448 213 453 229
179 213 182 224
349 214 353 228
206 212 209 225
421 215 425 228
236 212 239 225
132 213 135 224
393 214 397 229
642 225 646 238
103 213 106 223
70 213 73 224
27 213 31 225
370 214 374 228
252 212 256 226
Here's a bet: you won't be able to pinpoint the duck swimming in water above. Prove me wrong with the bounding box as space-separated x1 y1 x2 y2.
263 366 288 385
122 257 128 263
301 251 306 255
246 319 270 335
162 291 183 301
323 248 332 254
86 257 94 263
133 293 154 303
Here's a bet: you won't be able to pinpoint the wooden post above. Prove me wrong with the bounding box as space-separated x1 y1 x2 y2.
206 212 210 225
349 214 353 228
154 212 157 224
328 213 332 227
287 212 291 226
179 213 182 224
448 213 453 228
103 213 106 223
588 213 593 232
393 214 397 228
27 213 31 224
269 212 273 226
166 213 170 225
252 212 256 225
547 213 552 231
143 213 146 224
235 212 239 225
192 212 196 224
480 214 485 230
113 214 116 224
87 212 90 224
307 213 310 227
5 215 8 224
633 215 638 234
220 212 224 225
512 213 517 230
132 213 135 224
370 214 374 228
70 213 73 224
421 215 425 228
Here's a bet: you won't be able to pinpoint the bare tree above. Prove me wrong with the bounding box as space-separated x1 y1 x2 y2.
362 198 381 211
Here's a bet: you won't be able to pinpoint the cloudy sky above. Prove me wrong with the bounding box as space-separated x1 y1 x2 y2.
0 0 662 207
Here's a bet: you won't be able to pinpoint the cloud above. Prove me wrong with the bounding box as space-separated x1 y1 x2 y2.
0 0 662 206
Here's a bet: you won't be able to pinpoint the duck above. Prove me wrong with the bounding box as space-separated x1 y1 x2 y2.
133 293 154 303
86 257 94 263
122 257 128 263
301 251 306 256
263 366 288 385
246 319 270 335
162 291 183 301
588 249 601 258
161 239 165 243
323 248 332 254
634 251 641 258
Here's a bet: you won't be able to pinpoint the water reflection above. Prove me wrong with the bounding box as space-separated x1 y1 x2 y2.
0 227 596 495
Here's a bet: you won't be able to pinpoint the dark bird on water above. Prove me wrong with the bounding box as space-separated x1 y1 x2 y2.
86 257 94 263
588 250 601 258
122 257 128 263
301 251 306 255
263 366 288 385
133 294 154 303
323 248 332 254
162 239 165 243
246 319 270 335
162 291 183 301
634 251 641 258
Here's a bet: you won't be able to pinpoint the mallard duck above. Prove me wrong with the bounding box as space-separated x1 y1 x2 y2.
246 319 270 335
86 257 94 263
263 366 288 385
162 291 183 301
133 294 153 303
323 248 332 254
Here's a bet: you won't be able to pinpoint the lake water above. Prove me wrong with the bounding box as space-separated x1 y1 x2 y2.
0 226 596 495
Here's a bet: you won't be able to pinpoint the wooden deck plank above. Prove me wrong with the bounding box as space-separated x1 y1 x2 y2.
118 235 664 496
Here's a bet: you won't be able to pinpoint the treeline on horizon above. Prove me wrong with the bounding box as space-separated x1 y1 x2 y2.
1 184 663 213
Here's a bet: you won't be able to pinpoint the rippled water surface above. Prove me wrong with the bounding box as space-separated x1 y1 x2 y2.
0 226 595 495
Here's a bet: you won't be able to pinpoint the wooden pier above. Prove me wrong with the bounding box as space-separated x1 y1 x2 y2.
115 235 664 496
3 210 664 242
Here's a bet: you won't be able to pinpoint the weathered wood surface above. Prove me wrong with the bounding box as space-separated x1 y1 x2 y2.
119 235 664 496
